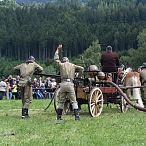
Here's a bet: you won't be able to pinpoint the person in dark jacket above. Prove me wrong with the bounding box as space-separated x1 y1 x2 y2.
101 45 120 82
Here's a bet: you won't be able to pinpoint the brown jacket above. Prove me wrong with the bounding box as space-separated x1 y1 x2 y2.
101 51 120 72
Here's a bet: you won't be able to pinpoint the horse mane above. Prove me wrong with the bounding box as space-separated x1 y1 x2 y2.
124 67 132 75
120 67 132 83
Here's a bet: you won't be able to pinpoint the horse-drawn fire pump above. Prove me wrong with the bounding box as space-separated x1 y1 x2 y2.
39 65 146 118
53 65 125 117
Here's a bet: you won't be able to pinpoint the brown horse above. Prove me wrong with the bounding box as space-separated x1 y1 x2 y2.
122 67 144 108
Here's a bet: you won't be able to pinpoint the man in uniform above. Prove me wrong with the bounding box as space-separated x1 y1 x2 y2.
14 56 43 119
139 63 146 107
54 44 84 121
100 45 120 82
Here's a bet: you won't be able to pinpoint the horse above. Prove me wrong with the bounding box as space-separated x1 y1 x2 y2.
120 67 144 108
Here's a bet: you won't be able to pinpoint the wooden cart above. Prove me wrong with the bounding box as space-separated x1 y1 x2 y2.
53 71 128 117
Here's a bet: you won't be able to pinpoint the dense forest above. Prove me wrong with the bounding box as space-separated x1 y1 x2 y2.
1 0 146 76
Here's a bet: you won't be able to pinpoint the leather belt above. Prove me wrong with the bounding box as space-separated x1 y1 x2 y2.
62 78 73 82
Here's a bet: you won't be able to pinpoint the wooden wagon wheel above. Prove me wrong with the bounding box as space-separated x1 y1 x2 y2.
88 87 104 117
120 95 128 113
54 87 71 115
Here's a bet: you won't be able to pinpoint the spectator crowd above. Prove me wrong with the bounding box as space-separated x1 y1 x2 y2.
0 75 57 100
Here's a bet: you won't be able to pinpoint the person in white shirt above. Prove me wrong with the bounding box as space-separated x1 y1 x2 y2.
0 77 7 100
51 78 57 89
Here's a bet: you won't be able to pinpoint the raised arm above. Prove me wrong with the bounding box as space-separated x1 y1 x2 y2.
54 44 63 64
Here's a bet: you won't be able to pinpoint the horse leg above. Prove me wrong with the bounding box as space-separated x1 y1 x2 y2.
133 78 144 108
126 88 131 99
133 88 144 108
125 88 132 109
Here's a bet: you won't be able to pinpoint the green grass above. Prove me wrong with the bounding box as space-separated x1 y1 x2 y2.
0 99 146 146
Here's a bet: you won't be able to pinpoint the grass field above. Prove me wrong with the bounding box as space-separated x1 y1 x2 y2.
0 99 146 146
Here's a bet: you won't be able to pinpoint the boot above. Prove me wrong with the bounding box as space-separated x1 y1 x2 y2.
22 108 25 119
57 109 63 120
74 109 80 121
22 108 30 119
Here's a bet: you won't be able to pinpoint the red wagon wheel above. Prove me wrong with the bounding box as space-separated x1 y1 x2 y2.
88 87 104 117
54 87 71 115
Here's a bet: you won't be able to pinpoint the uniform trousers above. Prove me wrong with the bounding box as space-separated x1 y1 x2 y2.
58 81 78 110
19 84 33 109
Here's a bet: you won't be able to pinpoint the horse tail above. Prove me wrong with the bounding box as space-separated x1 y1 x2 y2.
132 75 144 108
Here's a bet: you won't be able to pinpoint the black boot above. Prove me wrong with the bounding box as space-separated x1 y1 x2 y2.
22 108 30 119
74 109 80 121
22 108 25 119
57 109 63 120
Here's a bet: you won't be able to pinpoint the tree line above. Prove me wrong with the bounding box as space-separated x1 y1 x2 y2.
0 0 146 61
1 0 146 77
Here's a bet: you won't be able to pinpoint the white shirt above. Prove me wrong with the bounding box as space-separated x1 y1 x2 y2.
51 81 57 88
0 81 7 92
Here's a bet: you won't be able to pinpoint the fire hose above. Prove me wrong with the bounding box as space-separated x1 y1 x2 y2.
34 73 146 112
107 81 146 112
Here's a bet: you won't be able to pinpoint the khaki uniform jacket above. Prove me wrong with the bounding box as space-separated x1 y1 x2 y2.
14 61 43 86
140 68 146 101
140 69 146 84
54 51 84 81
